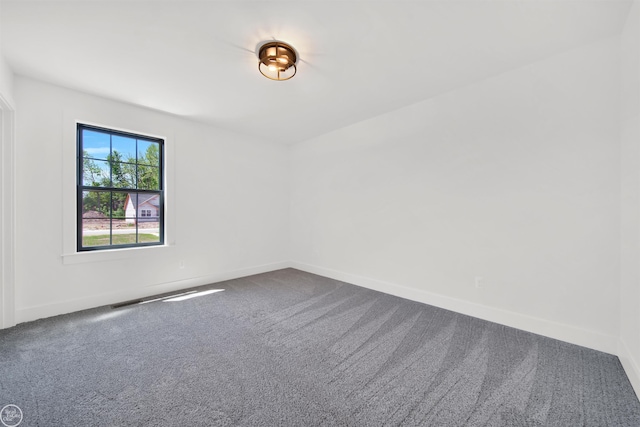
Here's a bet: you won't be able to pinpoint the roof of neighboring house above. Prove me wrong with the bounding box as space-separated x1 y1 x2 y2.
126 193 160 209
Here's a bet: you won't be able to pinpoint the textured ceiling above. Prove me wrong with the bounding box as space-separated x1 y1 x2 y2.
1 0 632 144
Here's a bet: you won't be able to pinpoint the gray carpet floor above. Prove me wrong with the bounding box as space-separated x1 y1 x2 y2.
1 268 639 426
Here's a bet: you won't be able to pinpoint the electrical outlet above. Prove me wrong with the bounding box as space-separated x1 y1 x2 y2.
474 276 483 289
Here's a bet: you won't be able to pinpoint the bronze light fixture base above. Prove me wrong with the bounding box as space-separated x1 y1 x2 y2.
258 41 297 81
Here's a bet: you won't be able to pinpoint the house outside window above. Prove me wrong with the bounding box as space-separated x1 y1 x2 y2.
129 203 156 221
77 124 164 251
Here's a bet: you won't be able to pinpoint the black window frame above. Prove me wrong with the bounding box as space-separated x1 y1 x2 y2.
77 123 165 251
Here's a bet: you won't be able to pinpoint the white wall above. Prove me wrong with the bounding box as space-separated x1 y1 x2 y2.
620 0 640 396
0 54 13 106
290 36 622 353
0 1 14 105
14 76 289 322
0 0 17 328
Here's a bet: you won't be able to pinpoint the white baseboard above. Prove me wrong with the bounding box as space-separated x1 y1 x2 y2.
618 339 640 398
14 261 290 325
290 261 619 355
10 259 623 359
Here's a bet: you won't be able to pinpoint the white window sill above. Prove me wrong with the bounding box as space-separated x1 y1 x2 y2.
62 244 174 265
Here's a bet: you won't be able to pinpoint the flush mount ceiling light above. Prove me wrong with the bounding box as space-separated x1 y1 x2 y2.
258 41 297 81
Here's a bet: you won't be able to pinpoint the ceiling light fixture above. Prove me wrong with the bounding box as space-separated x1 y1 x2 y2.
258 41 297 81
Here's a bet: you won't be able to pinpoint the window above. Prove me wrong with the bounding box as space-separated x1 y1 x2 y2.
77 124 164 251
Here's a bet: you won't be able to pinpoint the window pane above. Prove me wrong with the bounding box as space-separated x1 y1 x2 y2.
137 165 160 190
81 191 111 247
137 140 160 167
138 229 160 244
111 191 128 218
81 220 111 247
111 161 136 188
111 228 139 245
82 159 109 187
82 130 110 160
138 210 160 244
112 194 138 245
112 135 136 161
132 193 160 221
110 191 132 245
82 190 111 219
125 192 139 219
